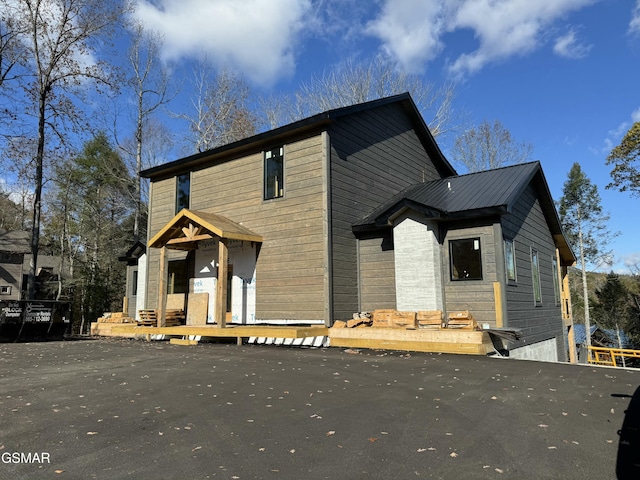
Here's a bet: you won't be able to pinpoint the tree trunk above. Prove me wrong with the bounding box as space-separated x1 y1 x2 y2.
579 223 591 358
27 89 47 300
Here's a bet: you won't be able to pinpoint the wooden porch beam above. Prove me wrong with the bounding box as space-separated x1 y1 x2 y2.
157 246 167 327
216 238 228 328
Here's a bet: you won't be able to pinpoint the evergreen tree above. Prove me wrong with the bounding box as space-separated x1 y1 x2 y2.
46 133 135 333
607 121 640 197
593 272 630 331
559 163 617 352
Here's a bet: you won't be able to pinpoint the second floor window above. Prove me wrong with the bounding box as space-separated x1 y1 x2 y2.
176 173 190 214
264 147 284 200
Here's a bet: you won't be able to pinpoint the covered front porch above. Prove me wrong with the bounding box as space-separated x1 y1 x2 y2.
148 209 263 328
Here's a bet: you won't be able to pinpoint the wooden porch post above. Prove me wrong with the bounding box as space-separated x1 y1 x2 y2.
157 246 167 327
216 238 228 328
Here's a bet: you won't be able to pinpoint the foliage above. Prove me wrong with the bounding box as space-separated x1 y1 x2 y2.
451 119 533 173
260 57 459 140
606 121 640 197
45 133 135 332
179 65 256 153
592 272 631 330
559 163 614 267
1 0 130 299
559 163 617 349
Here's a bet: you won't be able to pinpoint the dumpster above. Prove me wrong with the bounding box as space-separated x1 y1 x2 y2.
0 300 71 342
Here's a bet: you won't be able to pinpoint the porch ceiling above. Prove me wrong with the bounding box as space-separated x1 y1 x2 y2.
148 208 263 250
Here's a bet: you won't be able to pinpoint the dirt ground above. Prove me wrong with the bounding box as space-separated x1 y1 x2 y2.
0 337 638 479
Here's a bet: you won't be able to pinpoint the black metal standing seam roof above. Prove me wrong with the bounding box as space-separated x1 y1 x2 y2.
354 161 576 265
139 92 457 180
356 162 542 227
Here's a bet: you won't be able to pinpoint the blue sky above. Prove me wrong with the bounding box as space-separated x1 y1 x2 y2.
129 0 640 273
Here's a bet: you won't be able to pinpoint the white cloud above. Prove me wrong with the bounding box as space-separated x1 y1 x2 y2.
630 0 640 35
132 0 312 86
365 0 598 78
365 0 449 73
553 28 592 59
632 107 640 123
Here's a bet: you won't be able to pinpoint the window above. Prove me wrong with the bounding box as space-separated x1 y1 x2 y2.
168 260 188 294
264 147 284 200
0 285 11 295
131 269 138 297
450 238 483 281
504 239 516 282
552 256 560 306
531 248 542 304
176 173 190 214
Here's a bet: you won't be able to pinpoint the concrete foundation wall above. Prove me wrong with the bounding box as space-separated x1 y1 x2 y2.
393 215 442 311
509 337 559 362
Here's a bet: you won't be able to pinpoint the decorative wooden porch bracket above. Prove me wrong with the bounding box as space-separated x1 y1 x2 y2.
216 238 228 328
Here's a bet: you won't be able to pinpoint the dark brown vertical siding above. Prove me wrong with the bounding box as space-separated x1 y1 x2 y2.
147 135 327 321
442 224 497 324
358 232 396 311
146 178 178 308
329 104 444 320
502 184 564 352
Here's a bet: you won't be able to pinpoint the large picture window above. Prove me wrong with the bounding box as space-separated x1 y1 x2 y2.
450 238 483 281
264 147 284 200
175 173 190 214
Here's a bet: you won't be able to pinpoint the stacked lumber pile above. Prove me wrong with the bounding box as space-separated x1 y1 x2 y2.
96 312 135 324
372 309 417 328
417 310 444 329
165 309 185 327
137 310 157 327
136 309 186 327
445 310 478 330
332 309 480 331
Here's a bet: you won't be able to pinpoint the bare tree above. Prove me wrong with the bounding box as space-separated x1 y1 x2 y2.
3 0 130 299
452 119 534 173
178 64 257 153
264 57 459 139
118 22 174 241
0 8 26 88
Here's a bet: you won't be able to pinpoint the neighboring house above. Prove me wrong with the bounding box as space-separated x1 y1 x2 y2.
118 241 147 320
0 229 30 300
140 93 575 361
573 324 634 349
0 229 66 301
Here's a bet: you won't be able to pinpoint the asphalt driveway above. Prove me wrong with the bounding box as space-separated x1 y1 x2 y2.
0 338 638 479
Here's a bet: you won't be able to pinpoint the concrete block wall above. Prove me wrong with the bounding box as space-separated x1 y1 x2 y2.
393 215 443 312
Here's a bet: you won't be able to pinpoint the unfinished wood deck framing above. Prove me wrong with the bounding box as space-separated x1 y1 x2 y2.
92 322 494 355
328 327 494 355
95 323 328 343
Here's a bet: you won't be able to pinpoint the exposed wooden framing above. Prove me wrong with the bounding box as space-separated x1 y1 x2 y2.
216 238 228 328
166 234 213 246
493 282 504 328
157 246 167 327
